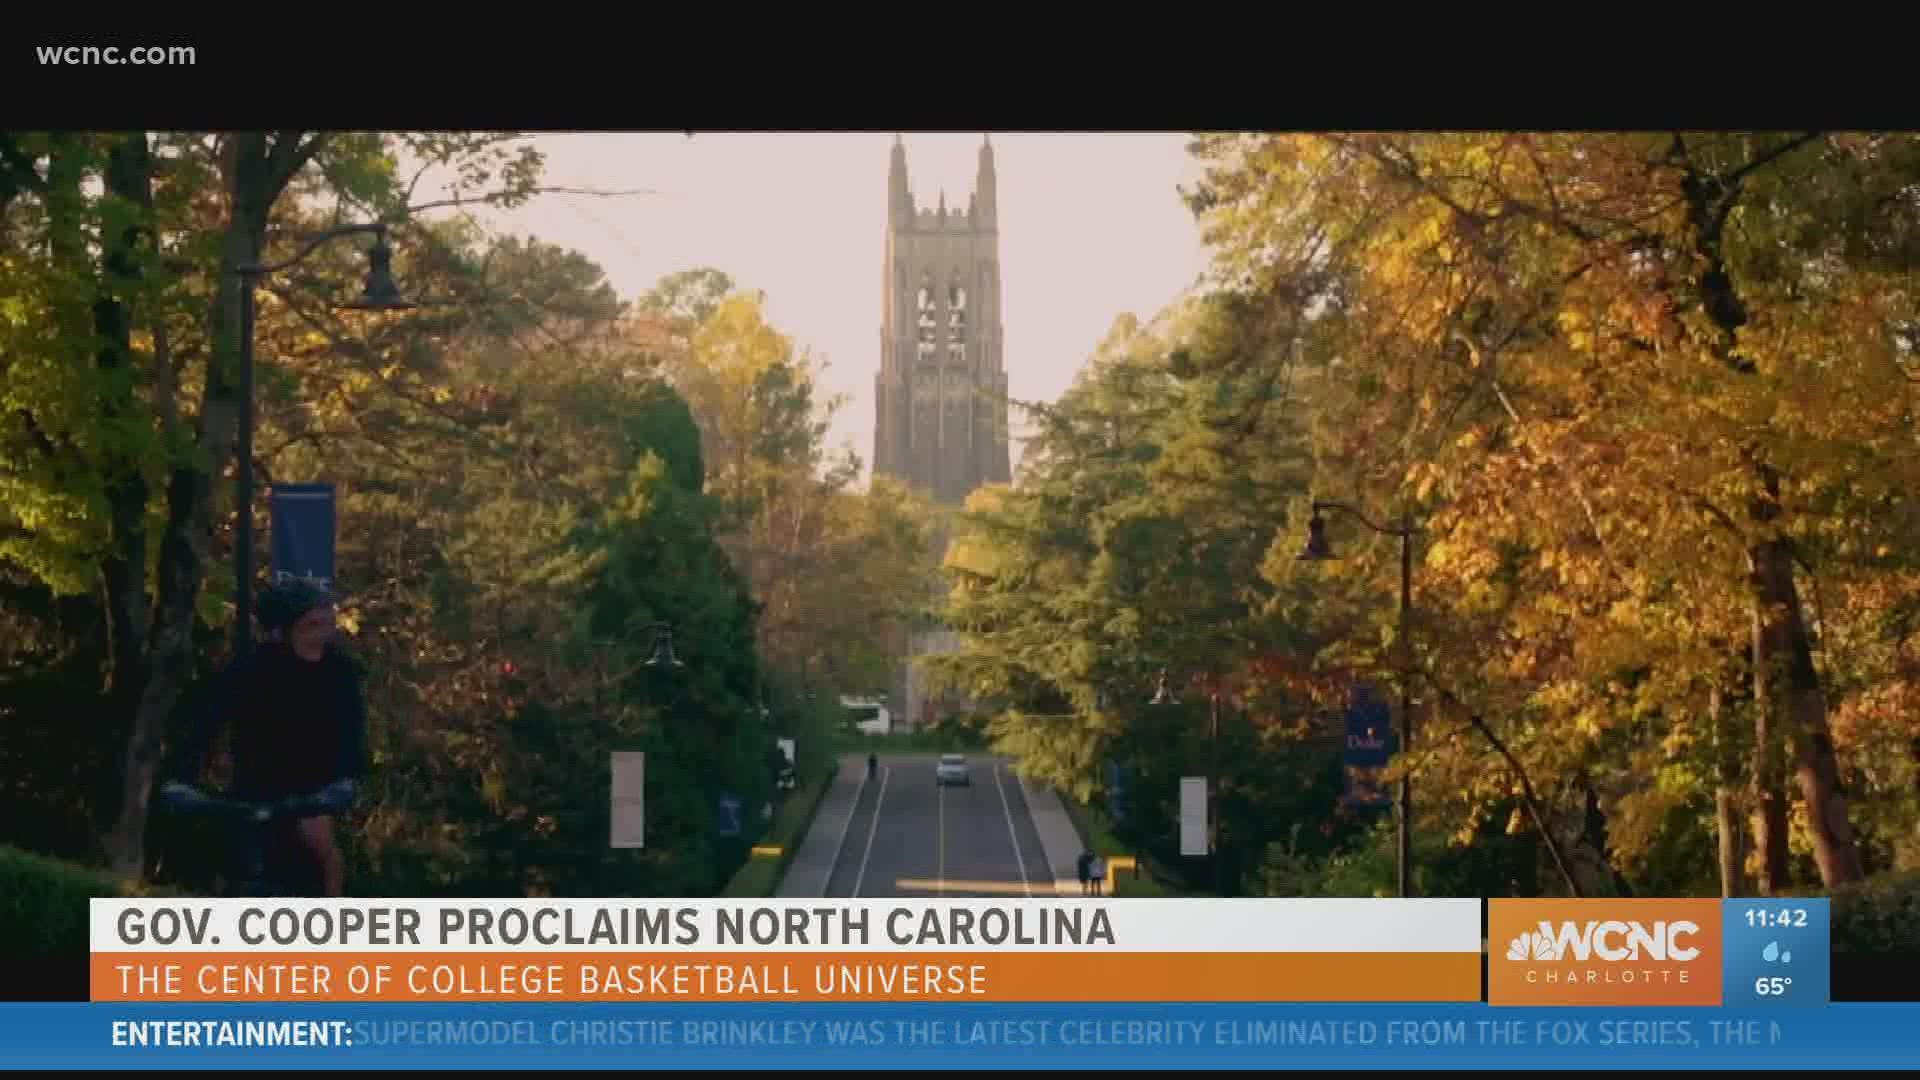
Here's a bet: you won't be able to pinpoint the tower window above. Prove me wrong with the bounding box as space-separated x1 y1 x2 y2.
917 274 936 350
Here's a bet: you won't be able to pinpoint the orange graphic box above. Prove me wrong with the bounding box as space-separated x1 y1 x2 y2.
1488 899 1722 1006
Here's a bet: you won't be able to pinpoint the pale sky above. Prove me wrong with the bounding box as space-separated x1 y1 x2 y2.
449 132 1211 481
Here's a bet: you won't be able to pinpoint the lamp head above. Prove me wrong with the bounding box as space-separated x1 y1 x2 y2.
339 231 416 311
1149 670 1180 707
1298 512 1335 561
645 624 685 668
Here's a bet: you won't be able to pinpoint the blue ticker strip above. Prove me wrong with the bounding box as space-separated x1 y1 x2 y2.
2 1001 1916 1070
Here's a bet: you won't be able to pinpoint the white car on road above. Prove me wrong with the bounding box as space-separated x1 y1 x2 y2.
935 753 970 786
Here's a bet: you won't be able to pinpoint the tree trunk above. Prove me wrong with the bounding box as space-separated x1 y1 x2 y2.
102 133 282 877
95 133 157 852
36 136 119 828
1578 774 1633 896
1670 136 1862 893
1748 560 1793 895
1710 679 1748 898
1749 509 1865 888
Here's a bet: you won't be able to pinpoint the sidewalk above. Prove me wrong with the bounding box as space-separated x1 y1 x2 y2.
775 754 870 898
1016 772 1089 896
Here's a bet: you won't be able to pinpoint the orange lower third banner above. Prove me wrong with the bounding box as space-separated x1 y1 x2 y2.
90 951 1480 1003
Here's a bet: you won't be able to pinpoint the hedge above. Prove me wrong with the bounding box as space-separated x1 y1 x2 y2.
1827 869 1920 955
0 844 176 955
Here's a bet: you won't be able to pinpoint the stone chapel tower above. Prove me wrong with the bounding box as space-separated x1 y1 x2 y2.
872 134 1012 504
871 135 1011 728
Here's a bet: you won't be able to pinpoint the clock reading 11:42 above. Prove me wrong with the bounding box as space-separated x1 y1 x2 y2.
1723 899 1829 1007
1744 908 1810 929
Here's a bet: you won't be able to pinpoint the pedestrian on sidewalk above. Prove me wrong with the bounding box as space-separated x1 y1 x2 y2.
867 752 878 779
1076 851 1092 895
1090 854 1107 896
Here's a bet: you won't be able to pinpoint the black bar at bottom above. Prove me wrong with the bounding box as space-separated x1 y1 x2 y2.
0 955 87 1002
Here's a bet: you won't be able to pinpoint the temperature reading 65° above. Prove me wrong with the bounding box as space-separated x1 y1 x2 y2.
1755 976 1793 996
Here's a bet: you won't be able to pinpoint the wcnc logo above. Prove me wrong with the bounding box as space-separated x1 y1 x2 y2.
1488 900 1722 1006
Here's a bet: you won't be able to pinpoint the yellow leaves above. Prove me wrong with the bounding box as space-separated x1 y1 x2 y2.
1413 462 1446 503
1186 130 1920 867
1660 724 1699 761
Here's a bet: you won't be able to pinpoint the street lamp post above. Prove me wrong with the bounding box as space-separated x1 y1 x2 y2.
1150 670 1224 896
606 623 688 855
1299 500 1418 898
233 223 414 658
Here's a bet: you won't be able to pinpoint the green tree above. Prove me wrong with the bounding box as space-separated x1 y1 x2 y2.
930 293 1325 891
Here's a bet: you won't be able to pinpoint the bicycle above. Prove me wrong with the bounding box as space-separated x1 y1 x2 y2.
157 780 355 897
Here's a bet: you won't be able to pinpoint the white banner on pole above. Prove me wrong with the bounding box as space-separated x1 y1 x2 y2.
610 751 645 849
1179 775 1208 856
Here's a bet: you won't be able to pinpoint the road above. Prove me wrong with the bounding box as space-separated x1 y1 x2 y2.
822 753 1052 898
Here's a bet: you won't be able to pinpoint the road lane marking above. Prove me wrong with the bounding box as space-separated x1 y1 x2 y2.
823 760 871 894
993 761 1033 897
893 877 1036 895
851 765 890 897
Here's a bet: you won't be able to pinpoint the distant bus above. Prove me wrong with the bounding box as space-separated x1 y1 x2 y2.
839 696 891 736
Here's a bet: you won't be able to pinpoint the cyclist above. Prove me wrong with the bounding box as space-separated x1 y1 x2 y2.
167 579 366 896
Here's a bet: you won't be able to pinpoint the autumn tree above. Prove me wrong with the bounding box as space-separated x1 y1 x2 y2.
1180 132 1920 893
638 274 938 708
1 131 552 876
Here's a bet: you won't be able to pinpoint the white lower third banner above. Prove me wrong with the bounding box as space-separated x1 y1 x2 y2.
88 898 1483 1003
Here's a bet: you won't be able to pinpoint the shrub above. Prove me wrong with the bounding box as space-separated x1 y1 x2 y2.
0 845 170 954
1828 870 1920 954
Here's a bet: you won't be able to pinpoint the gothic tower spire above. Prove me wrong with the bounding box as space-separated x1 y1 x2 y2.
977 134 997 222
888 133 911 227
873 134 1011 509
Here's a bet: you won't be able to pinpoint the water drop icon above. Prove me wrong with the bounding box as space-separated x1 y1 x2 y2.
1763 941 1779 962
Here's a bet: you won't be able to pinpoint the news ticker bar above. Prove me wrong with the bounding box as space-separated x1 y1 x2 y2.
4 1003 1916 1070
89 897 1834 1008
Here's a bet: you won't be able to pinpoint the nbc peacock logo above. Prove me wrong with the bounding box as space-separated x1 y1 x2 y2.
1488 899 1723 1006
1504 929 1559 962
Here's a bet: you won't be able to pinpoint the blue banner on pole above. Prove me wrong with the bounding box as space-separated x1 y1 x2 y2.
717 793 743 838
1344 682 1394 768
269 483 336 592
1343 681 1394 809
